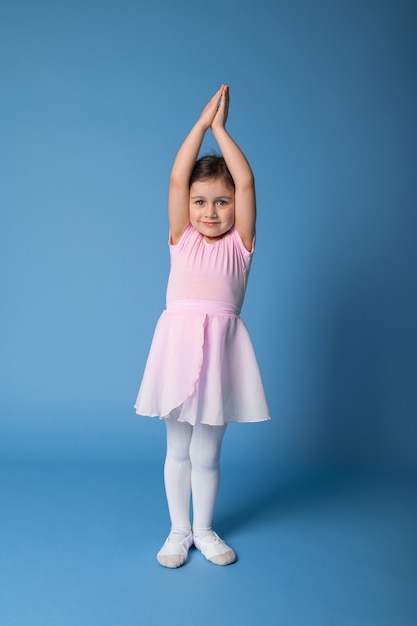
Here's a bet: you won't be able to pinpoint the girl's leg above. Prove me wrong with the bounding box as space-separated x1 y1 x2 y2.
164 418 193 534
190 424 236 566
157 419 193 568
189 423 226 530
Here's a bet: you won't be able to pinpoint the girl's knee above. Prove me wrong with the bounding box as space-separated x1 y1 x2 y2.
189 424 226 469
166 419 193 460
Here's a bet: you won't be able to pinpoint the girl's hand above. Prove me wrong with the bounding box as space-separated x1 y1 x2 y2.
198 85 224 130
211 84 229 130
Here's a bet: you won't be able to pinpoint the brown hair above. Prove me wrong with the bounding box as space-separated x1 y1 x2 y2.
189 154 235 189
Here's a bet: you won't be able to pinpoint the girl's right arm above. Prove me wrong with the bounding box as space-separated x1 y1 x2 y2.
168 86 224 244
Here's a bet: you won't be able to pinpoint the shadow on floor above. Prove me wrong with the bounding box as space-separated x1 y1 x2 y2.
215 465 417 536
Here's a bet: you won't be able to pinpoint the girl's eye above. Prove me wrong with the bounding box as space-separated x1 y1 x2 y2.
196 200 204 206
217 200 226 206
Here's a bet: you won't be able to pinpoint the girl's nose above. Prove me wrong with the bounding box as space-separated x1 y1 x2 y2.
206 204 218 216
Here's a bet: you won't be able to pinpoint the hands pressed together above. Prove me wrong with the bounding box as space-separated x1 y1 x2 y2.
199 84 230 131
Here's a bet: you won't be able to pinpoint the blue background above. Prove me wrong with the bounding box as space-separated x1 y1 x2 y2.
1 1 417 625
1 0 417 469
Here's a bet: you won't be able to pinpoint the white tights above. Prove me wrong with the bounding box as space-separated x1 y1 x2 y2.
164 419 227 536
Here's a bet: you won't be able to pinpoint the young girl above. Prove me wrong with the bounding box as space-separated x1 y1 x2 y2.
134 85 270 568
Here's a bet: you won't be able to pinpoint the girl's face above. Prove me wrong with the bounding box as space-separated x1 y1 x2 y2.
189 178 235 244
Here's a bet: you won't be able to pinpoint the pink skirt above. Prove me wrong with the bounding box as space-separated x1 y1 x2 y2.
134 300 270 426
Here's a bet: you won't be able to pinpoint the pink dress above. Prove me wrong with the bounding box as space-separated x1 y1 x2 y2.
134 224 270 426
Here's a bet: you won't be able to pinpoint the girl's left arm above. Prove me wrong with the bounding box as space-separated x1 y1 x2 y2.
211 85 256 252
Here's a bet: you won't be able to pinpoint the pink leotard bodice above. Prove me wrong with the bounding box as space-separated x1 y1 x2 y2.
166 224 253 315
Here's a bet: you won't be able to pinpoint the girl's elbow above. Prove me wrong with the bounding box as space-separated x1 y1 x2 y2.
238 169 255 188
237 177 255 192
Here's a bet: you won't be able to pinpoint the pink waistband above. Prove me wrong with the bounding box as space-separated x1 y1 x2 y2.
166 299 241 317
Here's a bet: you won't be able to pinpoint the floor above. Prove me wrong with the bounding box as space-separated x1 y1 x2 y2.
1 460 416 626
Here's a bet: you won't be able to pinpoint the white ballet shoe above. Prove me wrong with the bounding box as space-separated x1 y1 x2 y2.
193 530 237 566
157 531 193 568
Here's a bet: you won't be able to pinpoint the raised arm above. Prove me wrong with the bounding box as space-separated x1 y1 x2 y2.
211 85 256 252
168 86 224 244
